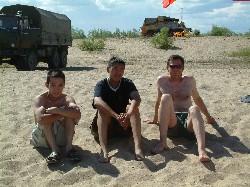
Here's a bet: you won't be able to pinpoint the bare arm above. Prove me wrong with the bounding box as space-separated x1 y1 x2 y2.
34 95 81 126
34 96 64 126
93 97 118 119
46 96 81 120
145 83 162 124
191 78 215 124
126 91 141 117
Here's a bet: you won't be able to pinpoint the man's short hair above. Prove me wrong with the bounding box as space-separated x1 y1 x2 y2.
46 69 65 84
167 55 185 66
107 56 126 68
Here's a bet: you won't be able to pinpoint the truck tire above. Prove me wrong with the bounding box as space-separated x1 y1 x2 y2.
17 50 38 71
48 49 60 69
59 50 67 68
13 57 22 70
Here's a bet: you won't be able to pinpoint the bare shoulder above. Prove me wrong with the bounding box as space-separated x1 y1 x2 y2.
65 94 77 105
183 75 194 79
34 92 46 104
183 75 195 82
157 75 168 80
33 93 47 112
157 75 169 83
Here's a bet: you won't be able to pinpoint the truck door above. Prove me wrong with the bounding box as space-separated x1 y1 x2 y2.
20 18 33 49
0 16 20 50
19 18 41 49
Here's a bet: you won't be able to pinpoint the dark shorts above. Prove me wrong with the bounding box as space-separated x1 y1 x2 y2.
167 112 196 140
90 113 132 142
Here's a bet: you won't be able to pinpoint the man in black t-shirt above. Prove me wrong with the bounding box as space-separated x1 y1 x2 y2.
92 56 144 163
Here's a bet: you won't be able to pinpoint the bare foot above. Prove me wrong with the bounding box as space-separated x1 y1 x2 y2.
98 152 109 163
151 142 169 155
199 150 211 162
135 149 144 161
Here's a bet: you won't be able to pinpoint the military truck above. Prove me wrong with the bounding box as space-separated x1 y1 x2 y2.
0 4 72 70
141 16 192 37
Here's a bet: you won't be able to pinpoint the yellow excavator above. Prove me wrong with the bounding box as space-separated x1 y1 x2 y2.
141 16 192 37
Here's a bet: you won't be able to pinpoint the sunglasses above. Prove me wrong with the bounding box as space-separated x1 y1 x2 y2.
169 64 183 69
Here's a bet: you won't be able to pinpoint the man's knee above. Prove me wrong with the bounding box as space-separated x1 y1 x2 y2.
161 94 173 104
188 105 203 126
189 105 200 114
97 111 111 127
126 105 140 115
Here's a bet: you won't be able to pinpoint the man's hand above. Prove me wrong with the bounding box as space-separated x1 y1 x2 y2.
206 115 216 125
117 113 130 129
46 107 60 114
143 118 158 125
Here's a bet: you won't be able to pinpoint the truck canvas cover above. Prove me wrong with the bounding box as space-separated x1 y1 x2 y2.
1 4 71 45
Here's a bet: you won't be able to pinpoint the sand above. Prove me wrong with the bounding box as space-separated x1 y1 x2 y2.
0 36 250 186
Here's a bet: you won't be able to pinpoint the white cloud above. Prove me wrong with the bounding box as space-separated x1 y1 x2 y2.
94 0 126 11
95 0 110 11
205 3 245 17
36 0 54 6
5 0 29 4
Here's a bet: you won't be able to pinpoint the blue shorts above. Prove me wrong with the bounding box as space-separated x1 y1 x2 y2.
167 112 196 140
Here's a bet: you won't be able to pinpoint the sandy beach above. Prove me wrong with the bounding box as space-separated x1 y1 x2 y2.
0 36 250 186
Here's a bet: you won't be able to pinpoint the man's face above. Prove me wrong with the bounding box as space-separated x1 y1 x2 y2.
45 77 65 98
107 63 125 82
167 59 184 77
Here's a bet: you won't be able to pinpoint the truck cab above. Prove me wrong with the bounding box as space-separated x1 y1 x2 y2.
0 4 72 71
0 13 38 51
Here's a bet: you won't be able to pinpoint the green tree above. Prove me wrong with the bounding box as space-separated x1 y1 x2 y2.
243 29 250 37
151 27 173 49
88 29 113 39
71 27 86 39
207 25 235 36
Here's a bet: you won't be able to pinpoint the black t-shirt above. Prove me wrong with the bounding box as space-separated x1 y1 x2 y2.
93 77 137 114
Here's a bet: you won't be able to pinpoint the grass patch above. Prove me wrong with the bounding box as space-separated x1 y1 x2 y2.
228 47 250 58
228 47 250 64
79 38 105 51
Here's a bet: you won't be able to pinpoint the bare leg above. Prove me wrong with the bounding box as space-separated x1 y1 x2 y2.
42 123 60 153
152 94 176 154
130 108 144 161
64 118 75 152
187 106 211 162
97 111 110 163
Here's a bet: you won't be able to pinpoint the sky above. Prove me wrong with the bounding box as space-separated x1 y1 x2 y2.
0 0 250 34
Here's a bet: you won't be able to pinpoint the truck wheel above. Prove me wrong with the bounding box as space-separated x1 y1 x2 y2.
59 50 67 68
13 57 22 70
17 50 38 71
48 49 60 69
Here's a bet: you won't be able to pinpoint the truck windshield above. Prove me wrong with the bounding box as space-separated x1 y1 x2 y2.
0 16 19 30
